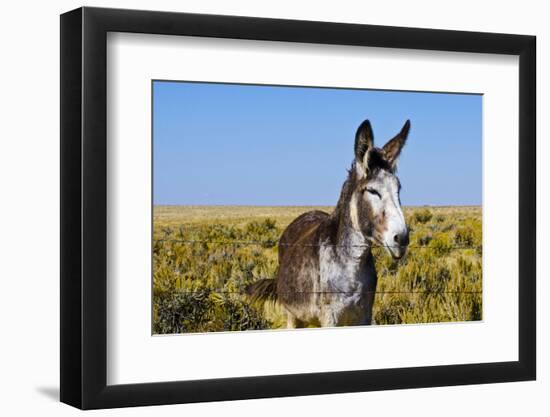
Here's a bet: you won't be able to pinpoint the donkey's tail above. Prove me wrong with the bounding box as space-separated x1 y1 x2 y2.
245 278 277 304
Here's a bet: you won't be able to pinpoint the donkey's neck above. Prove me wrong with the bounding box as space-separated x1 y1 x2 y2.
330 164 371 261
319 165 377 296
334 218 370 261
322 212 374 294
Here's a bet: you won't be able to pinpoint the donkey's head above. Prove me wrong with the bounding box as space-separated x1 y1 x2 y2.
350 119 411 259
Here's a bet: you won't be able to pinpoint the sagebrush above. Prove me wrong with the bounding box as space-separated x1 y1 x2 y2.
153 206 482 333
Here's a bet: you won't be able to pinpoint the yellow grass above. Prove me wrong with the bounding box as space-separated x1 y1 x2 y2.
154 205 333 228
153 205 482 333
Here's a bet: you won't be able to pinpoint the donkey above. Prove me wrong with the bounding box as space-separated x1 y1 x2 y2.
246 119 411 328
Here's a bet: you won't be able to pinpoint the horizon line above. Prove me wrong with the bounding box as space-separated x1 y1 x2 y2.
153 203 482 208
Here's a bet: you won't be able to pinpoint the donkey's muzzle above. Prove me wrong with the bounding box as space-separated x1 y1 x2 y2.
389 231 409 259
393 231 409 247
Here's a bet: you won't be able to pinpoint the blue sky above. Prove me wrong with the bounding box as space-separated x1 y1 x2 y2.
153 81 482 206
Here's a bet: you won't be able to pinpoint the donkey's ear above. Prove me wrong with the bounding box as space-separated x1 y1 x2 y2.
354 120 374 164
382 120 410 168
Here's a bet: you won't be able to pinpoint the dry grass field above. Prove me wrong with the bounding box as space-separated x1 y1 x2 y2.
153 205 482 334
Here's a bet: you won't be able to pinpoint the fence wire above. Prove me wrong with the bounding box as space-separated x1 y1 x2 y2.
159 290 482 295
155 238 481 251
153 238 482 295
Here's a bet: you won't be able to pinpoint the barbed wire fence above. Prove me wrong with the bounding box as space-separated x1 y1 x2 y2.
152 236 482 332
153 237 482 294
155 238 481 250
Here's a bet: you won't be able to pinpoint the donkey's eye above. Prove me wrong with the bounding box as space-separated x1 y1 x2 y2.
366 188 381 198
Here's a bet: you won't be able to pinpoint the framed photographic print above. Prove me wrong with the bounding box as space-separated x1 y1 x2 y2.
60 6 536 410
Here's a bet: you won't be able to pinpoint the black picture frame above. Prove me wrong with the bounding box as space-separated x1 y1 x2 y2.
60 6 536 410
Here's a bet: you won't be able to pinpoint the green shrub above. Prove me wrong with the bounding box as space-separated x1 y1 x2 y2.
412 208 433 224
429 233 453 256
153 290 270 334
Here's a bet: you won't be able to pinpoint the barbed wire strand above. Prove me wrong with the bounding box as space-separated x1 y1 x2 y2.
161 290 482 295
155 238 480 250
153 240 481 296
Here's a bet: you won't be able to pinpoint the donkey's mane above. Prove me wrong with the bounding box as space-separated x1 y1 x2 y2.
365 148 393 173
330 165 357 242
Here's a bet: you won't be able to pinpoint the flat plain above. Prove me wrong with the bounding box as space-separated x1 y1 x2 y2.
153 205 482 334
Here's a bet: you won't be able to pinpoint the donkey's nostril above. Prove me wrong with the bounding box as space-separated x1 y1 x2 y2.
394 232 410 247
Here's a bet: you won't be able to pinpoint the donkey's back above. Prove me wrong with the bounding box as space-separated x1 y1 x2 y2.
278 210 329 262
